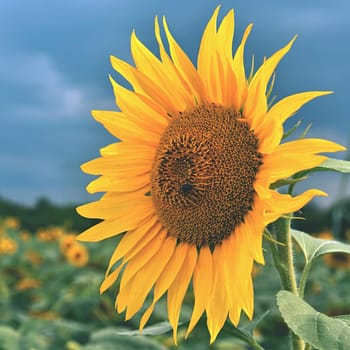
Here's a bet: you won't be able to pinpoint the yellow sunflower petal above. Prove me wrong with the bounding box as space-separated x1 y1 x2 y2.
242 204 265 264
234 230 254 319
116 230 167 314
216 9 234 58
168 245 197 345
125 236 176 320
206 244 229 343
215 9 237 107
92 109 165 145
277 138 346 154
242 276 254 319
154 17 195 105
231 24 253 109
162 17 204 102
81 156 150 177
77 198 153 241
103 216 158 277
186 246 213 337
100 219 160 294
115 274 136 314
109 55 145 94
100 264 123 294
119 225 166 292
265 189 327 224
86 174 149 193
77 194 152 220
245 36 296 128
130 31 190 112
222 235 239 321
263 153 327 183
268 91 333 125
80 189 147 212
139 243 189 330
197 6 220 101
109 73 174 122
261 137 345 178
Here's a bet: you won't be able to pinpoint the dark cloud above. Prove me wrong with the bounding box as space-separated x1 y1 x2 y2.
0 0 349 205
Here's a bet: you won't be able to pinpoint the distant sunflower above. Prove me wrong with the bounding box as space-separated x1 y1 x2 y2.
0 235 18 255
324 252 350 269
60 234 78 254
66 243 89 267
77 7 345 343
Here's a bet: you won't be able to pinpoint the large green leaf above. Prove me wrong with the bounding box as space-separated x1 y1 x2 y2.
294 158 350 177
291 229 350 263
115 321 173 336
317 158 350 173
335 315 350 327
18 332 47 350
0 326 19 350
223 311 269 350
82 328 167 350
277 291 350 350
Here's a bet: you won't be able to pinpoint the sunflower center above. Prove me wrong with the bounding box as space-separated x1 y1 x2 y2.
151 104 262 248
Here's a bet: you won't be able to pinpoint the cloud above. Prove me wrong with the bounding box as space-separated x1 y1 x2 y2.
0 52 93 121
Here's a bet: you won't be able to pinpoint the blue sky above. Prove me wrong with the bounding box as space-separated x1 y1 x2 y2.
1 0 349 206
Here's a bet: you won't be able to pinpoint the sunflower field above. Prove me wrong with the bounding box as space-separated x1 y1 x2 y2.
0 202 349 350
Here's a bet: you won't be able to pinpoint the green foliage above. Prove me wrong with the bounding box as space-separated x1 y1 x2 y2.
115 321 173 336
81 328 167 350
277 291 350 350
291 229 350 298
0 326 19 350
292 229 350 263
0 196 98 233
1 197 350 350
316 158 350 173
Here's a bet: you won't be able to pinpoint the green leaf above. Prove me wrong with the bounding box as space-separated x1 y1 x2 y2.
335 315 350 327
287 158 350 184
0 326 19 350
18 332 48 350
300 123 312 138
291 229 350 263
244 310 270 334
223 312 269 350
334 315 350 327
282 120 302 140
277 290 350 350
270 176 307 189
317 158 350 173
83 328 166 350
115 321 173 336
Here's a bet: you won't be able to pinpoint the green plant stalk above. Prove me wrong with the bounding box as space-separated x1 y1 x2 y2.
225 326 266 350
247 338 266 350
265 230 289 289
272 217 304 350
298 261 313 299
273 217 298 294
304 343 312 350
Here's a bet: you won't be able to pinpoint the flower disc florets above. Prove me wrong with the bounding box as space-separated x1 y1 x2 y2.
151 104 263 248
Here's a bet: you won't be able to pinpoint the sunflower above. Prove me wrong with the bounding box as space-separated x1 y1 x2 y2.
60 233 78 254
65 242 89 267
16 277 41 292
77 7 345 343
0 235 18 255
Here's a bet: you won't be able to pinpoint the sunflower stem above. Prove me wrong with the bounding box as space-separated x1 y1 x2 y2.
272 216 304 350
265 230 287 286
273 217 298 294
298 261 313 299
